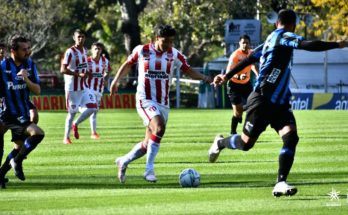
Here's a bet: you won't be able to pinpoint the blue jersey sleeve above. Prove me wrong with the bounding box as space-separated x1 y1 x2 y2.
279 32 304 48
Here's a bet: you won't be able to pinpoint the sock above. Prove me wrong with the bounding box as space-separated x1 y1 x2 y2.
0 148 20 178
145 134 161 172
0 133 3 166
277 148 295 182
231 116 242 134
122 142 147 166
90 111 97 134
218 134 253 151
277 131 298 182
218 134 242 150
65 112 76 138
74 108 96 125
14 135 44 163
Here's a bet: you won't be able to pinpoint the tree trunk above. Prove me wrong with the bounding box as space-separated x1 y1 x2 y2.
118 0 148 55
118 0 148 83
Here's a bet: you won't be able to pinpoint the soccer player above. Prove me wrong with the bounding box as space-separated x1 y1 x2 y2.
0 41 38 168
209 9 348 197
61 29 97 144
0 35 45 188
225 35 258 135
86 42 112 139
110 25 211 183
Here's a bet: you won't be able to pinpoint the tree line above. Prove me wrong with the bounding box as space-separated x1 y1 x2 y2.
0 0 346 75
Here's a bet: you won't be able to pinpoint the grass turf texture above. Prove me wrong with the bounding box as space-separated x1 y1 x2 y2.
0 109 347 214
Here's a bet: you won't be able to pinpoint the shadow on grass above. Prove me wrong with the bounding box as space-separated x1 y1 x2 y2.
3 172 347 191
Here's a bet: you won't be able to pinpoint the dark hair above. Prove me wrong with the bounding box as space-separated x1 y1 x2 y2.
10 35 29 51
73 29 86 36
91 42 103 48
239 34 251 42
0 42 5 48
277 9 297 25
156 25 176 37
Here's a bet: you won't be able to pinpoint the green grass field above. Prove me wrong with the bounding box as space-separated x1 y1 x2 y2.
0 109 347 214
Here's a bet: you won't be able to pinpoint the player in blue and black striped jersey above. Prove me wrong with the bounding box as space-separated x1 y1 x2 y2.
0 35 45 188
209 9 348 197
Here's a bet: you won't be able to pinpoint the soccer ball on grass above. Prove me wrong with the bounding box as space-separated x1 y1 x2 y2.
179 168 200 188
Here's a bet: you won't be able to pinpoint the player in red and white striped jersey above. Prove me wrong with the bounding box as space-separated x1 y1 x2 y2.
110 25 212 183
86 42 112 139
61 29 97 145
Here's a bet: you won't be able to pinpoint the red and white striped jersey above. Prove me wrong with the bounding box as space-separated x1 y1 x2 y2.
86 56 111 93
127 43 190 108
62 46 89 91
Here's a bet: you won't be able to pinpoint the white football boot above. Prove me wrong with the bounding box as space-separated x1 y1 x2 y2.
115 157 127 183
208 134 224 163
272 181 298 197
144 169 157 183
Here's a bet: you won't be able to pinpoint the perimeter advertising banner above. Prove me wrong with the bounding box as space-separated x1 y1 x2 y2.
290 93 348 110
31 94 136 111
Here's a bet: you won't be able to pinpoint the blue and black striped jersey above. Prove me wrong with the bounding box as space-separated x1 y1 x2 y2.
254 28 304 105
0 57 40 123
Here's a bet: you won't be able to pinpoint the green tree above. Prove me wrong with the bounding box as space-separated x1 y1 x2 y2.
140 0 257 66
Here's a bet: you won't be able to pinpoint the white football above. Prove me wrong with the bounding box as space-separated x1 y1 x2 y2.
179 168 200 188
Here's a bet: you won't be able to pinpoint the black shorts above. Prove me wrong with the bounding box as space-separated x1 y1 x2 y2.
227 82 253 105
2 120 31 142
242 92 296 138
28 100 37 110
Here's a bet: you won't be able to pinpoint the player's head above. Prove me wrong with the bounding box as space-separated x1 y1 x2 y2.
10 35 31 62
239 35 251 52
91 42 103 58
277 9 297 31
155 25 176 52
73 29 86 47
0 42 6 60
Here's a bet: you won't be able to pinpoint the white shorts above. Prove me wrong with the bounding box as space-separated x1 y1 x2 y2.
91 90 103 108
136 100 169 127
66 89 96 113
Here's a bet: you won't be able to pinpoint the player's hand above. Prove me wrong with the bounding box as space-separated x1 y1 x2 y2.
203 76 213 83
17 69 29 80
109 81 118 96
337 40 348 48
211 74 226 87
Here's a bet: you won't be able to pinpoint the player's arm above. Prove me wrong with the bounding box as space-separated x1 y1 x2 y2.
298 40 348 51
251 64 259 77
213 53 260 87
18 69 41 95
184 67 212 83
109 61 132 96
213 44 263 87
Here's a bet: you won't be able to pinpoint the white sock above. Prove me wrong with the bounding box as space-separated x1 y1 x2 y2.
64 112 76 138
146 135 161 172
90 111 97 134
122 142 147 165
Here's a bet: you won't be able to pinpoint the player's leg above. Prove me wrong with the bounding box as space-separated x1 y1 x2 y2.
144 114 166 182
0 143 21 188
272 110 299 197
209 92 267 162
10 123 45 181
73 90 97 139
231 103 243 134
64 91 78 143
90 92 101 139
0 122 6 166
115 128 149 183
